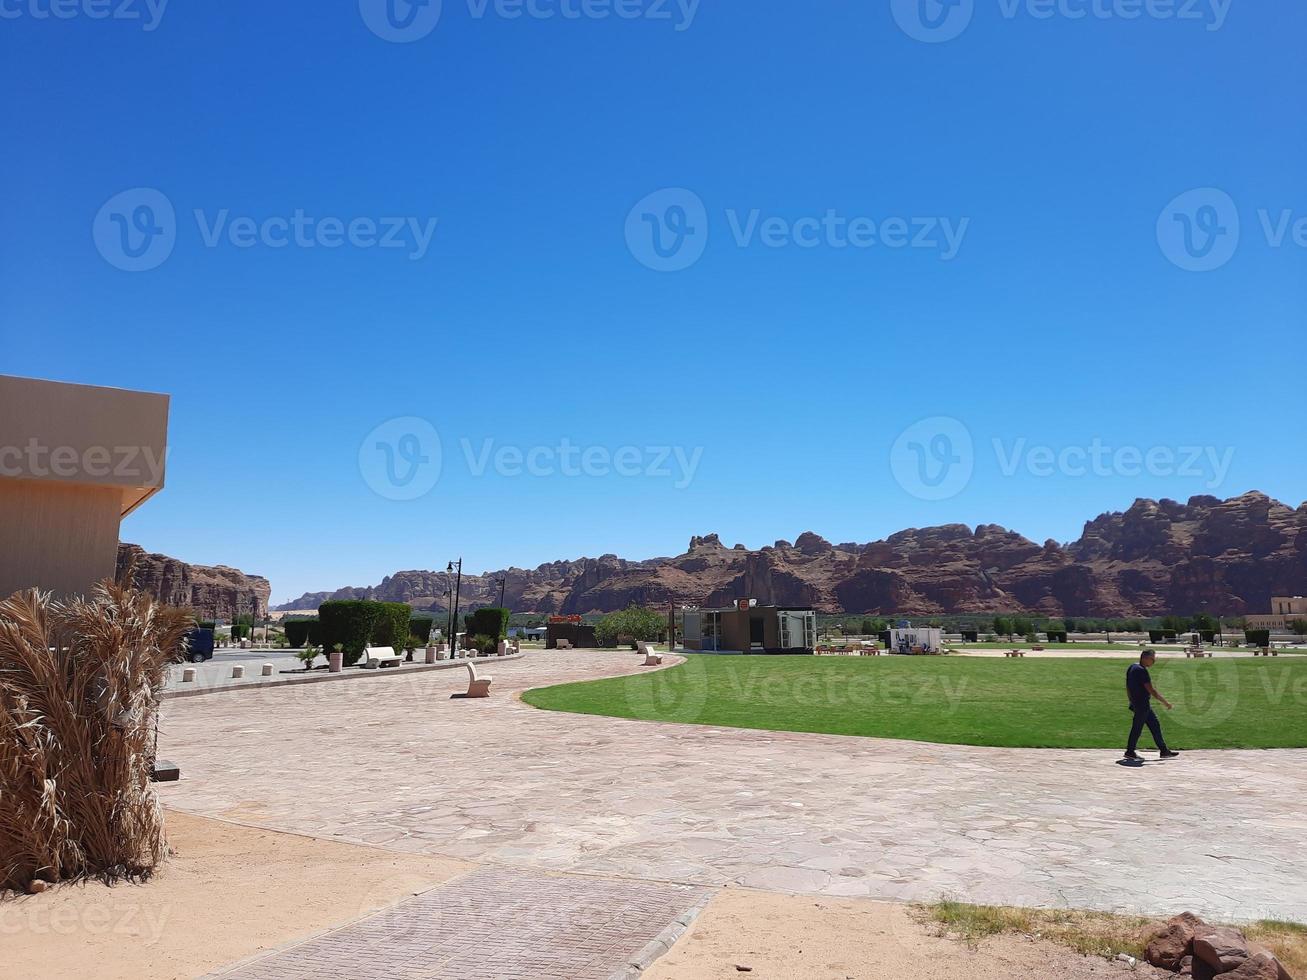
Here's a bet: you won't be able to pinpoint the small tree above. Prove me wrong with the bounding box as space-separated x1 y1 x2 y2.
1290 619 1307 637
595 606 666 648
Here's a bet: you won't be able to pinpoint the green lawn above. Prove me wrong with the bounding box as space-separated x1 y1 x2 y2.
521 655 1307 749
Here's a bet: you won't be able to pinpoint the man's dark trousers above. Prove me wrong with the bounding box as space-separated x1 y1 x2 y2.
1127 704 1169 754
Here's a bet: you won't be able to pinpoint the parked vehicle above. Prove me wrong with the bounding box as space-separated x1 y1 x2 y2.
181 627 215 663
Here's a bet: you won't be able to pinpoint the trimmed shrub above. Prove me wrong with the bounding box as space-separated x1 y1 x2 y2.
1199 629 1217 643
1148 630 1165 643
283 618 318 648
1046 631 1068 643
197 620 216 631
1244 628 1271 648
371 602 413 653
960 630 979 643
318 600 382 667
464 607 510 642
409 617 435 644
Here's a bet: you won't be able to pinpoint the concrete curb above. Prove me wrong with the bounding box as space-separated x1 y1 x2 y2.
163 652 525 700
611 888 717 979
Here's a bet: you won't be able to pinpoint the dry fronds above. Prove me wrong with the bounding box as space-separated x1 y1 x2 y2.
0 580 191 892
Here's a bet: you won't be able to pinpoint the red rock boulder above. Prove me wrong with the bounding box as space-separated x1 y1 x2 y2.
1147 913 1207 970
1195 926 1252 974
1215 953 1287 980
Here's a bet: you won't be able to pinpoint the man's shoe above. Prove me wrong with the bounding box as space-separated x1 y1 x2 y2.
1123 751 1142 760
1160 750 1181 759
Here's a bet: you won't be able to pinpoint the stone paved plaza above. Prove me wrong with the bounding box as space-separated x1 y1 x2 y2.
216 866 711 980
159 651 1307 924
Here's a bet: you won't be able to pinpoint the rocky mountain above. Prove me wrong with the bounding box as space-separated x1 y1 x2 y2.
117 544 271 620
273 492 1306 619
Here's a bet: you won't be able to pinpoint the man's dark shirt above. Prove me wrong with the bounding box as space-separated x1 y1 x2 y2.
1126 662 1152 709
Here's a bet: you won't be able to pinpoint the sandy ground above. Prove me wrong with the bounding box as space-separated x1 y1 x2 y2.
0 810 470 980
644 889 1164 980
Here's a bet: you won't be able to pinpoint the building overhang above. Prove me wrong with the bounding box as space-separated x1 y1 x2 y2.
0 374 169 515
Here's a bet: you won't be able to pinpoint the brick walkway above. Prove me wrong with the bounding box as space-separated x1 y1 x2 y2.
215 867 712 980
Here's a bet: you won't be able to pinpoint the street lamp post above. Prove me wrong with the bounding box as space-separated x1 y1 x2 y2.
447 559 463 657
495 576 506 608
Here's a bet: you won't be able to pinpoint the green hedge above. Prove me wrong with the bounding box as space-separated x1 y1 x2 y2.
371 602 414 651
1245 628 1271 648
318 600 382 667
283 618 319 648
409 617 435 644
464 607 509 642
1148 630 1165 643
1045 631 1068 643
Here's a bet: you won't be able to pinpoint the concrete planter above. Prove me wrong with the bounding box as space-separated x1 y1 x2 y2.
424 645 437 664
328 651 343 673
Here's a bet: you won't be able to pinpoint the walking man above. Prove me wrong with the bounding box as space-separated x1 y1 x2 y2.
1125 650 1180 760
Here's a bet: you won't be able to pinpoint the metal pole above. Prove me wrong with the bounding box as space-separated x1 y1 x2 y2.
449 559 463 657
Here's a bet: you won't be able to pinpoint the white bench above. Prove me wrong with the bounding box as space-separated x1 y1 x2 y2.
465 661 492 698
359 645 403 669
555 638 573 650
636 641 664 666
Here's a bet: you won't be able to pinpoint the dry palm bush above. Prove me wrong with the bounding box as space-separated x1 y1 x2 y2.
0 580 191 892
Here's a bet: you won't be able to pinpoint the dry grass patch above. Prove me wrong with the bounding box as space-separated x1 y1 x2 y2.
920 901 1307 974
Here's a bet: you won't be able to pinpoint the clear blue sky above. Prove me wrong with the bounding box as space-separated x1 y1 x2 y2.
2 1 1302 604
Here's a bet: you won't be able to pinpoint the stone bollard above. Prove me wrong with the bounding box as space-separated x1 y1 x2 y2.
182 667 196 683
425 645 437 665
262 663 274 677
231 665 245 679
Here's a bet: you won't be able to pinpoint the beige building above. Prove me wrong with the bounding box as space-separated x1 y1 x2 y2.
0 375 169 600
1246 597 1307 632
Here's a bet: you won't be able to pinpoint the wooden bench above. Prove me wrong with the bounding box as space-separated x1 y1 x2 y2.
465 661 492 698
1004 650 1025 658
359 645 403 669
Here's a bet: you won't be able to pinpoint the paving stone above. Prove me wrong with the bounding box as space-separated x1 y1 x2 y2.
218 867 709 980
160 651 1307 924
